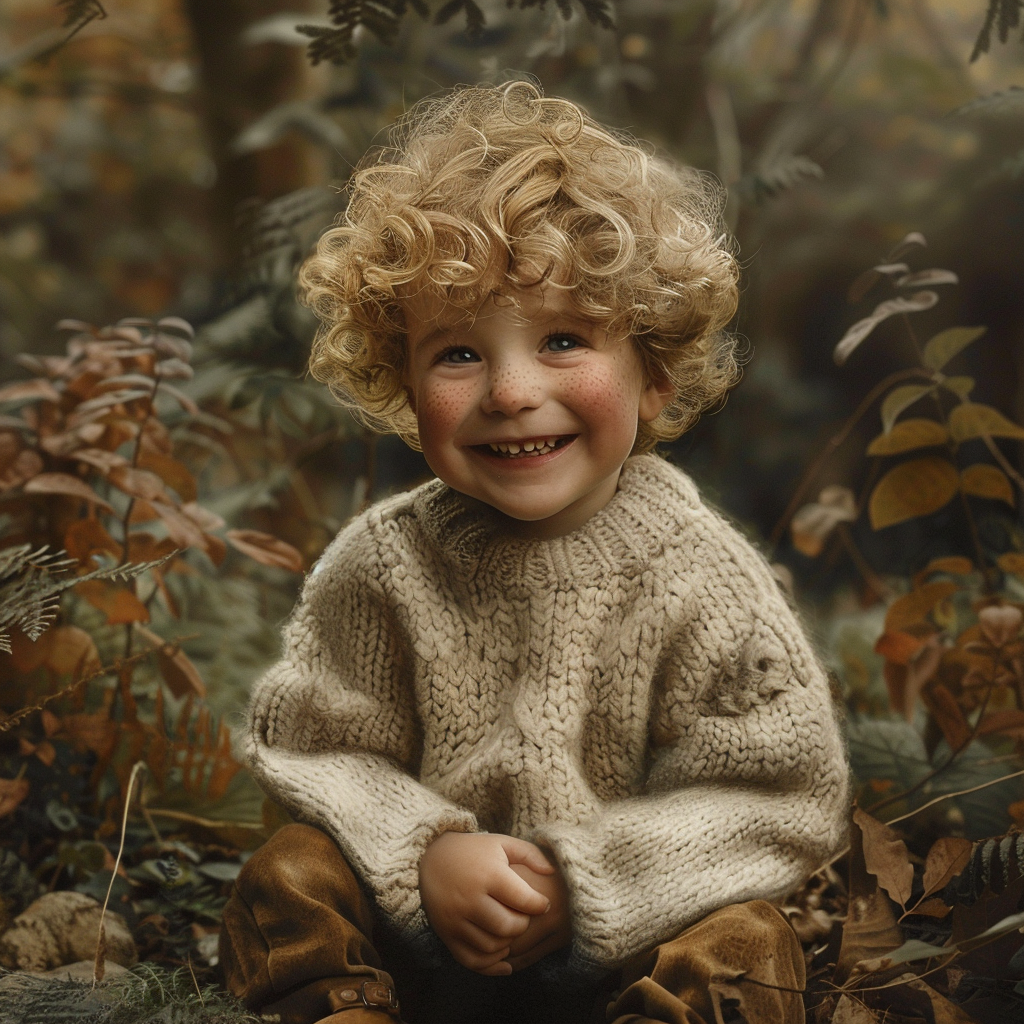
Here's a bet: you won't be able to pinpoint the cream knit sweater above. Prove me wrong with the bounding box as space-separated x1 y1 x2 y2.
246 454 849 969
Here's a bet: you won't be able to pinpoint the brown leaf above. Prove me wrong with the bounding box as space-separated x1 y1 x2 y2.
921 837 972 900
43 625 101 677
832 995 879 1023
227 530 304 572
135 625 206 698
64 517 122 565
180 501 225 532
924 684 973 751
866 418 948 456
151 501 206 549
73 448 130 474
884 582 959 633
75 579 150 625
108 465 171 503
0 777 30 818
0 379 62 403
976 709 1024 740
0 450 44 491
910 898 953 918
126 532 178 564
869 458 959 529
137 450 197 503
960 463 1014 505
854 807 914 910
890 973 979 1023
23 472 114 512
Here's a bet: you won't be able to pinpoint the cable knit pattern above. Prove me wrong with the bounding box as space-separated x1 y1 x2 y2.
245 454 850 968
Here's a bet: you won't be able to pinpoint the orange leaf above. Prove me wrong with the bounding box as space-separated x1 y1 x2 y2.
43 625 101 677
0 777 30 818
138 449 197 503
909 898 952 919
75 579 150 624
853 807 914 910
64 517 122 565
884 582 959 633
227 530 303 572
913 556 974 588
23 472 114 512
874 631 925 665
960 463 1015 506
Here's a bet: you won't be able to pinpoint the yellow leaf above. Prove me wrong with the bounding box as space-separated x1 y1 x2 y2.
867 418 948 456
869 458 959 529
939 376 974 398
998 553 1024 577
948 403 1024 443
960 464 1015 506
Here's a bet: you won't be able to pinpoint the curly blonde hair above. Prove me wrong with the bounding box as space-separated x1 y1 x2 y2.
300 81 741 451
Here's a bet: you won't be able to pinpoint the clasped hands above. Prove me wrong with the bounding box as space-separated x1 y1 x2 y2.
418 832 571 976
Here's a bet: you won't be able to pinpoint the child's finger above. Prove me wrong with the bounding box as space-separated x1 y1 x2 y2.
468 900 533 940
489 868 550 916
459 918 520 954
449 939 512 975
499 837 556 875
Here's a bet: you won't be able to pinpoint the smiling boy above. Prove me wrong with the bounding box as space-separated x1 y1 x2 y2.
219 83 849 1024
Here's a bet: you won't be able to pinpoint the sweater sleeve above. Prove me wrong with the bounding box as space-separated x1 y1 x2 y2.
244 521 478 938
531 528 850 969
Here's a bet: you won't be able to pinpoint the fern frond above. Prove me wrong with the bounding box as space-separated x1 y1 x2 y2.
739 156 824 205
971 0 1023 61
0 544 173 653
299 0 414 64
55 0 107 37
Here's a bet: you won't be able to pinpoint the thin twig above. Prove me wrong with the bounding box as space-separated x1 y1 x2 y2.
885 764 1024 828
769 367 934 548
93 760 145 990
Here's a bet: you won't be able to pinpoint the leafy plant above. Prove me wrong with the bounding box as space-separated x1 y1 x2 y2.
298 0 614 65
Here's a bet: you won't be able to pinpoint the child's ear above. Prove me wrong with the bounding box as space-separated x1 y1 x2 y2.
638 375 674 423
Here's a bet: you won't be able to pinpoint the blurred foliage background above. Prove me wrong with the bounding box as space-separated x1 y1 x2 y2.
2 0 1024 1014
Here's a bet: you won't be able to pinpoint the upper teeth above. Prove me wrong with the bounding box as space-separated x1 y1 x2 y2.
489 438 560 455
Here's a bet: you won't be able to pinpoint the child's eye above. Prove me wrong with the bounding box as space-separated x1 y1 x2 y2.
438 347 479 364
544 333 582 353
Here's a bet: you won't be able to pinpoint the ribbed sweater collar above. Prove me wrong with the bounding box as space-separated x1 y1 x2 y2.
411 454 698 590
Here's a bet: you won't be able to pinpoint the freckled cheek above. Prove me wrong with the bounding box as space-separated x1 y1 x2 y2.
416 384 476 445
559 368 635 424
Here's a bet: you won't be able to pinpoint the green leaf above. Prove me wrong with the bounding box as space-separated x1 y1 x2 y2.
921 326 986 371
869 458 959 529
880 385 935 434
938 376 975 398
948 403 1024 443
867 418 948 456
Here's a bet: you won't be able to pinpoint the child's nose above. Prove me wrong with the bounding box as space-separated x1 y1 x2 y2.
480 361 544 416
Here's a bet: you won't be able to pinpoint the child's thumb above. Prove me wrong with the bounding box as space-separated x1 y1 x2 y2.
501 837 556 874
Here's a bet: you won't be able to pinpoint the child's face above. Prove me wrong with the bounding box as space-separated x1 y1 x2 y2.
402 284 671 538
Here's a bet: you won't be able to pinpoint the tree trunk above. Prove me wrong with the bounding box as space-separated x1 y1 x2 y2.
180 0 328 265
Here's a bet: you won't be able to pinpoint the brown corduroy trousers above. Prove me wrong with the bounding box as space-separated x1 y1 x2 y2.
219 824 805 1024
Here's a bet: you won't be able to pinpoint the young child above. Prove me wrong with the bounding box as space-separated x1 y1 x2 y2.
219 82 849 1024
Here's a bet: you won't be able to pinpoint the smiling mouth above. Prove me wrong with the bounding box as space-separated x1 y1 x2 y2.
477 436 575 459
